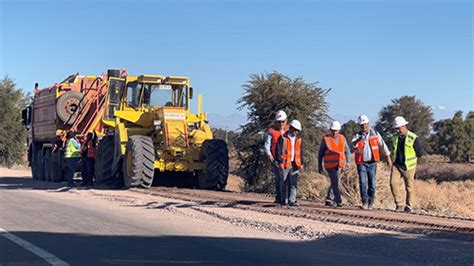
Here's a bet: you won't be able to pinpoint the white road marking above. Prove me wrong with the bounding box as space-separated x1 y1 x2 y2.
0 228 69 266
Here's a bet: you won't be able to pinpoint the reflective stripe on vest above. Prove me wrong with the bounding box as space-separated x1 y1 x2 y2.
280 136 302 169
354 130 380 165
65 138 80 158
393 130 418 170
323 134 346 169
269 124 288 157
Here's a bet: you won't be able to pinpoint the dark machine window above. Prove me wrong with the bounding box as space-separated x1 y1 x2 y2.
126 82 141 108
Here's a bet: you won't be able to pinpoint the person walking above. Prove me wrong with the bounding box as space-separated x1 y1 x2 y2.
318 121 351 207
64 131 81 187
352 115 392 210
81 132 97 186
390 116 424 213
264 110 289 203
275 120 304 206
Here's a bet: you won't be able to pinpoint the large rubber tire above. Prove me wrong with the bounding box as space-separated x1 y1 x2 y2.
56 91 85 125
95 136 116 186
42 149 52 182
198 139 229 190
51 149 63 182
35 149 45 181
123 136 155 188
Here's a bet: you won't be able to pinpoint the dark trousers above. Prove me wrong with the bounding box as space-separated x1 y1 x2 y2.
326 167 342 204
82 157 95 185
66 158 80 187
357 162 377 204
271 164 281 202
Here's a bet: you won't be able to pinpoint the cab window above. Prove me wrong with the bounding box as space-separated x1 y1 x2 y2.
126 82 141 108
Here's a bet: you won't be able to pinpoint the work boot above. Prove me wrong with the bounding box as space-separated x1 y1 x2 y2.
289 202 299 207
325 200 336 207
404 206 413 213
360 202 369 210
395 205 404 212
368 202 374 210
336 203 343 208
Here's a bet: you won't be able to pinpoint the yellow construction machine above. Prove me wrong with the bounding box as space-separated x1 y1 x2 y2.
95 70 229 190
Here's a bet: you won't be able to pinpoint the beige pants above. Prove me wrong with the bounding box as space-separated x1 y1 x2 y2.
390 165 416 208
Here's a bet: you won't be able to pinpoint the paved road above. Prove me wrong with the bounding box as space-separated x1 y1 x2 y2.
1 171 473 265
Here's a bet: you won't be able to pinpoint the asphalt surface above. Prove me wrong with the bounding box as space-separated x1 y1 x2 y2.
1 170 473 265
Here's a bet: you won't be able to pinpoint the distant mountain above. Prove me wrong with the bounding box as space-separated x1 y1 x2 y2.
208 113 247 131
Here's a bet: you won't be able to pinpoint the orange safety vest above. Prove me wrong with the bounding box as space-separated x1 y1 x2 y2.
323 134 347 169
354 131 380 165
280 134 302 169
268 124 288 157
81 141 96 158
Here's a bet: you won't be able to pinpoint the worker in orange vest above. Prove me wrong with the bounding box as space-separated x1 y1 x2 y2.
264 110 289 203
275 120 304 206
318 121 351 207
352 115 392 210
80 132 97 186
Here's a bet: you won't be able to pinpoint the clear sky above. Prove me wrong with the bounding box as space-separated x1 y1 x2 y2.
1 0 472 120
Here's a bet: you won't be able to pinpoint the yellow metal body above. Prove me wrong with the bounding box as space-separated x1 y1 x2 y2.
103 74 213 172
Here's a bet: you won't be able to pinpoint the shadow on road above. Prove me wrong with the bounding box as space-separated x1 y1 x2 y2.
0 177 115 191
1 231 473 265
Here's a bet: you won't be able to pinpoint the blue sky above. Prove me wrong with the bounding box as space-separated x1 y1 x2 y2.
1 0 472 121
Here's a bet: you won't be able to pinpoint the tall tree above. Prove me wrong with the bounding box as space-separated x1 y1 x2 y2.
0 76 28 167
375 96 433 152
429 111 473 163
341 119 359 152
236 72 330 192
446 111 470 163
430 119 451 157
466 111 474 162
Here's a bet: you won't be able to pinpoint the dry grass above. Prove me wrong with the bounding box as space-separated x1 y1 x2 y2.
415 179 474 218
298 163 474 219
226 174 245 192
231 154 474 219
417 162 474 182
298 163 395 210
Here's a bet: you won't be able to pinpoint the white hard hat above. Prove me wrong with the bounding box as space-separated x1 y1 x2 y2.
358 115 370 125
290 119 302 131
393 116 408 128
330 120 341 130
275 110 287 121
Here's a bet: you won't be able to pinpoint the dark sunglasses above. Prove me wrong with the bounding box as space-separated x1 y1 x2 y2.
277 121 285 123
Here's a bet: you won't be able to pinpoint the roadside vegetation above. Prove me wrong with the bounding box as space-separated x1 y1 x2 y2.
0 76 29 167
229 71 473 219
235 72 330 192
297 158 474 219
